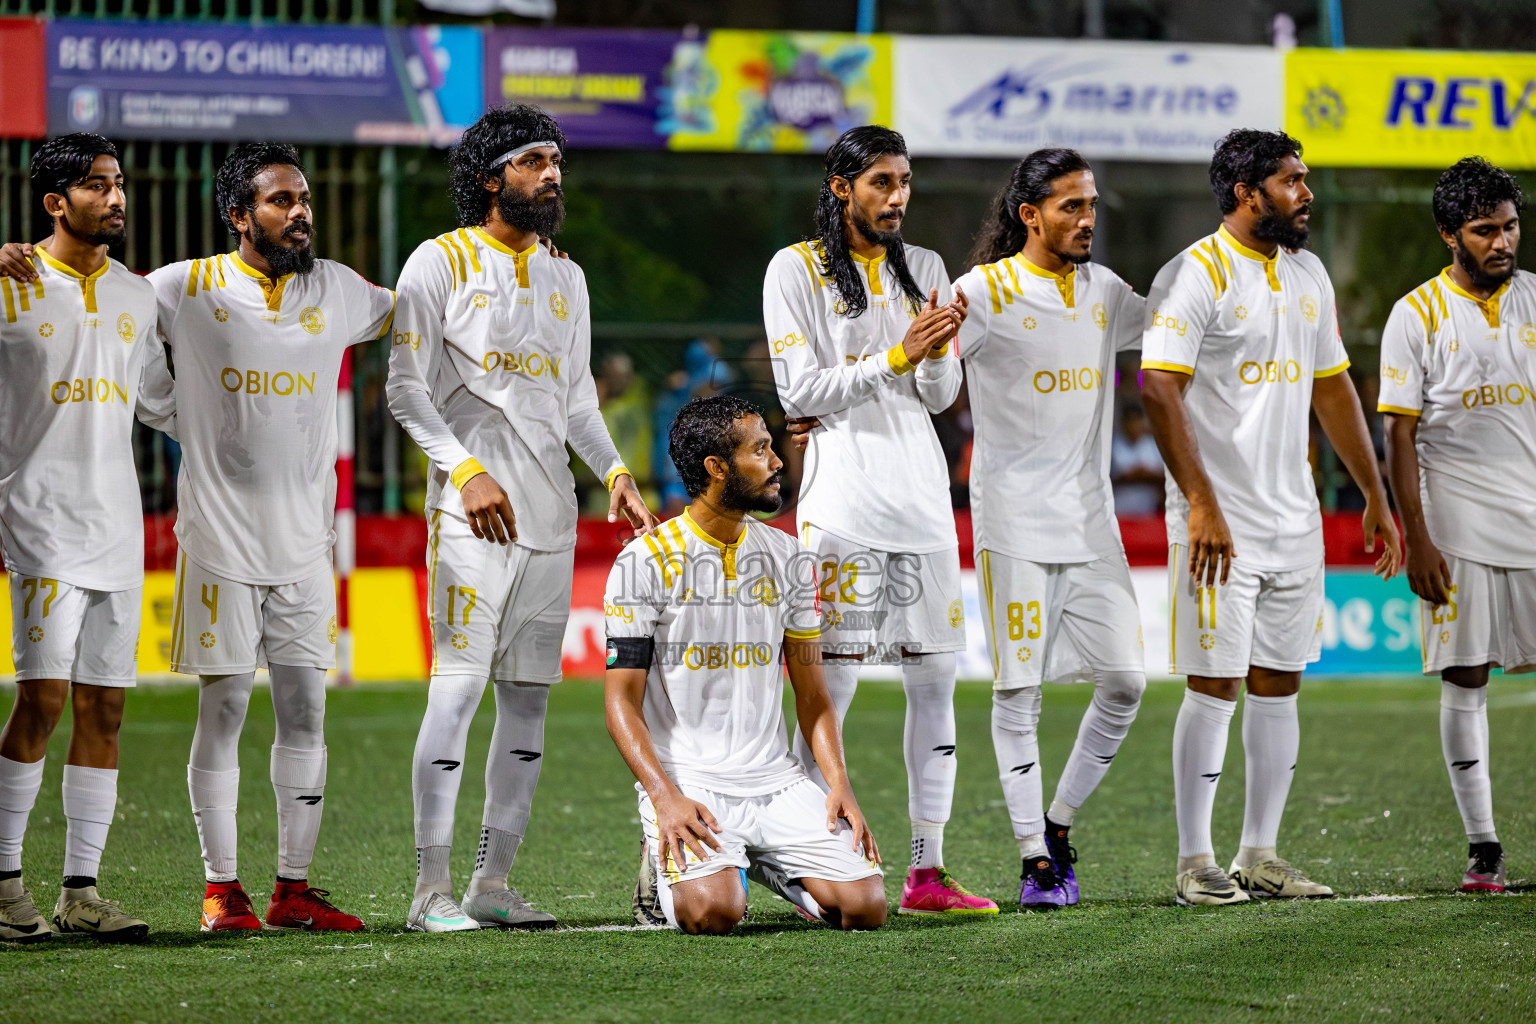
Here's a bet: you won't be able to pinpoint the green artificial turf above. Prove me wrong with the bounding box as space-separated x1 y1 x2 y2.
2 677 1534 1023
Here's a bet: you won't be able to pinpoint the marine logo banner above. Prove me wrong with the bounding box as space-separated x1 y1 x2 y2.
895 38 1280 162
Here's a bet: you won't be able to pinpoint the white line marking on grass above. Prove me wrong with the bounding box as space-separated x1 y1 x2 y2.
553 923 670 933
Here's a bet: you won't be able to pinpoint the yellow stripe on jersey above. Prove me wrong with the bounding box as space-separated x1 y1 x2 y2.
1 278 15 323
1141 360 1194 375
642 532 674 589
1190 247 1224 299
981 262 1003 314
187 259 201 297
979 550 1000 678
1315 359 1350 378
455 228 483 275
1378 403 1421 417
375 292 397 339
433 238 461 288
1003 257 1025 298
215 254 226 288
603 465 631 490
791 242 824 290
1429 277 1450 320
784 628 822 640
427 510 442 675
1168 548 1180 673
12 275 29 314
444 234 469 285
1405 292 1433 338
171 552 188 667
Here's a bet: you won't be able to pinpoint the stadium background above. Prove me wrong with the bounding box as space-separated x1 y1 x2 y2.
1 0 1534 685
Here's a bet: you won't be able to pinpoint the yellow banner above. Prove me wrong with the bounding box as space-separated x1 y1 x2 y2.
666 30 892 153
1286 48 1536 169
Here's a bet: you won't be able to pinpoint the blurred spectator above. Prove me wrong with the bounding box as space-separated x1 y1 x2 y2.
652 338 731 515
594 352 656 510
1111 403 1165 514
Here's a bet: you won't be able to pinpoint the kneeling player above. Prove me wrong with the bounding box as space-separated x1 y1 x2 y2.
604 396 885 934
1380 157 1534 892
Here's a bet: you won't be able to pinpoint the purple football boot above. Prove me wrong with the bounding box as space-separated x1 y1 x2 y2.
1044 817 1079 905
1019 856 1068 908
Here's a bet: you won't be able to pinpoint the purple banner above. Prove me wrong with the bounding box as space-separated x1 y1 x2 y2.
46 19 482 145
483 28 681 149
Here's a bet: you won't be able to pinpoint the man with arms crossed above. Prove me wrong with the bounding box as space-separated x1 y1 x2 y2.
1141 129 1400 906
766 125 995 916
1379 157 1534 892
605 395 885 934
0 133 174 942
388 105 654 933
953 148 1146 908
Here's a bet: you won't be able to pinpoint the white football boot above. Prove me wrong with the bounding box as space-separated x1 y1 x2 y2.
407 890 480 933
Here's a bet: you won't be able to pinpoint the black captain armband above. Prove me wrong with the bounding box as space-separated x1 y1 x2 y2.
606 636 655 670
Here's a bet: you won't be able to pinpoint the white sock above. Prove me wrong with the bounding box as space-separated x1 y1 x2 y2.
269 663 329 880
0 755 45 874
1054 670 1144 812
188 672 254 882
1440 682 1496 841
472 680 550 893
1046 800 1076 826
270 746 326 880
1239 692 1299 852
1019 834 1048 858
1173 688 1236 868
793 658 859 791
910 819 944 870
188 766 240 882
902 653 957 824
412 674 486 891
61 765 118 881
991 687 1043 843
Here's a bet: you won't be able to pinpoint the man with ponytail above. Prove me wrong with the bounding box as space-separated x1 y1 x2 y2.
762 125 998 917
953 149 1148 908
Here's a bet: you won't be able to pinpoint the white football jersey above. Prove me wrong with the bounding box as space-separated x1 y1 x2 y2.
1378 269 1536 568
1141 227 1349 572
149 253 395 585
764 241 961 554
1 248 174 592
386 228 626 552
605 511 821 797
955 255 1144 563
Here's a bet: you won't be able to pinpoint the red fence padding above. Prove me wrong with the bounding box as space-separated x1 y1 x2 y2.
134 510 1386 572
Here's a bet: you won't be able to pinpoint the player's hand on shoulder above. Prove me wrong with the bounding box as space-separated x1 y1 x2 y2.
1403 531 1451 605
538 236 568 260
460 472 517 545
785 416 821 451
654 789 723 868
1186 498 1236 588
825 786 880 864
609 473 658 535
0 242 38 282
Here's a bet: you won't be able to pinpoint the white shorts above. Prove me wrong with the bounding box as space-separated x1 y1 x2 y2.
426 510 574 684
639 775 882 887
170 553 336 674
9 572 139 687
798 521 965 660
976 551 1144 689
1421 554 1536 676
1168 545 1324 676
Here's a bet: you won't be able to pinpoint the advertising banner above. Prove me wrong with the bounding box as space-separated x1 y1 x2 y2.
894 37 1280 162
665 29 893 153
1286 48 1536 169
484 28 681 149
46 19 482 145
0 17 46 139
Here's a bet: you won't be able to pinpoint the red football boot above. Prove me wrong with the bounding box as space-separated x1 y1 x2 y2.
264 880 365 932
201 880 262 932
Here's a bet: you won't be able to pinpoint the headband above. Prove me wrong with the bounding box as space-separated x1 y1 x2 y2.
491 140 561 169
